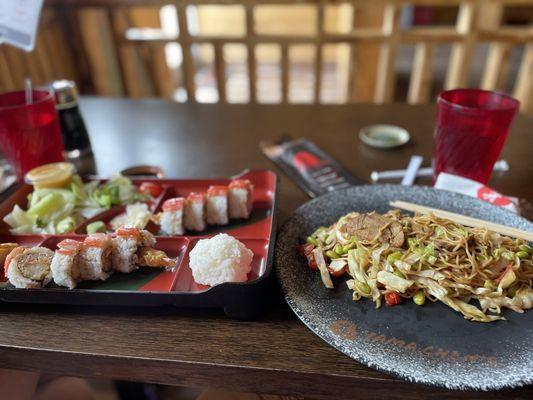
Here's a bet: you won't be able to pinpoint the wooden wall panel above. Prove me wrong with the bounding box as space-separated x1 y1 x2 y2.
0 0 527 112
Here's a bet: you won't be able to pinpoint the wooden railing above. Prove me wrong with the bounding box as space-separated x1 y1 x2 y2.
1 0 532 112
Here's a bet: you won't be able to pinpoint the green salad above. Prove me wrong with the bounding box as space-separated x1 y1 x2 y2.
3 174 149 234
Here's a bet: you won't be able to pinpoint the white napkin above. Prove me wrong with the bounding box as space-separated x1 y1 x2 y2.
434 173 519 213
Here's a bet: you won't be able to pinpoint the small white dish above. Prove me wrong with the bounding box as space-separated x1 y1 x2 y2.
359 124 410 149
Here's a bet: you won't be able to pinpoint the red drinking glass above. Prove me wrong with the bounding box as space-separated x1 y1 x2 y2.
0 90 65 181
433 89 519 184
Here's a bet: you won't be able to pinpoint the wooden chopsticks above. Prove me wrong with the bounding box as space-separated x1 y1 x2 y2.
390 200 533 242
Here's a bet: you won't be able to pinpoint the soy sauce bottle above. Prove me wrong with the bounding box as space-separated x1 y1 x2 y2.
52 80 96 175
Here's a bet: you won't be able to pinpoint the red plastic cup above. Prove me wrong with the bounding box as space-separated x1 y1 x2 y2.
433 89 519 184
0 90 65 181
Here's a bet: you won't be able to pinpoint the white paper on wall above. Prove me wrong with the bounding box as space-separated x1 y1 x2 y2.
0 0 45 51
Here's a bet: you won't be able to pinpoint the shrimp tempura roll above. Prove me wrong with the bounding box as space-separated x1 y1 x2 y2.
79 233 113 281
184 192 206 232
228 179 253 219
206 185 229 225
5 246 53 289
112 228 156 273
138 247 176 269
51 239 83 289
159 198 185 235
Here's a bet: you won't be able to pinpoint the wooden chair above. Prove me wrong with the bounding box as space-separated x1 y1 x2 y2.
4 0 533 113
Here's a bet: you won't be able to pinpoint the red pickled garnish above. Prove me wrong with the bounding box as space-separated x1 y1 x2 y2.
297 244 318 270
306 253 319 270
139 182 163 198
328 266 345 277
384 292 402 306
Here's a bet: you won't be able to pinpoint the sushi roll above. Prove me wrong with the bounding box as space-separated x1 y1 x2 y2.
138 247 176 269
228 179 253 219
79 233 113 281
5 246 54 289
184 192 206 232
206 185 229 225
111 228 156 273
50 239 83 289
159 198 185 235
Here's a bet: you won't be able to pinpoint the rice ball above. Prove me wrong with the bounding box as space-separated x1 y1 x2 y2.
189 233 253 286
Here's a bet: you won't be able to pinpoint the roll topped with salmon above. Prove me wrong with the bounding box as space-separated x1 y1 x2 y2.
111 227 156 273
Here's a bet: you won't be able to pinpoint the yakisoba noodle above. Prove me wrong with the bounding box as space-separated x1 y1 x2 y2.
299 210 533 322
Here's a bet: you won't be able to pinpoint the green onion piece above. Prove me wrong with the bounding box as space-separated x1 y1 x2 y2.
407 238 418 249
393 269 405 278
507 283 520 298
99 194 112 208
518 244 532 254
109 186 120 205
484 279 494 290
27 192 64 219
326 250 339 260
355 281 371 295
342 243 355 252
386 251 402 263
306 236 319 246
413 291 426 306
86 221 107 234
57 216 76 234
516 251 529 260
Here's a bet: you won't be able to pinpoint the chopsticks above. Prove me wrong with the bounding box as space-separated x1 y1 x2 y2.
390 200 533 242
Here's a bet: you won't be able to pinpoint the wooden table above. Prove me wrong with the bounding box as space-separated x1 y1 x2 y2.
1 98 532 400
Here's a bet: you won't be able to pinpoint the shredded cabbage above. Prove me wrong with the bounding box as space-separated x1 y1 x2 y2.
303 210 533 323
3 174 148 234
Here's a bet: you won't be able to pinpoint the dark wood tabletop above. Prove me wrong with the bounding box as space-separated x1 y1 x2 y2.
1 98 532 400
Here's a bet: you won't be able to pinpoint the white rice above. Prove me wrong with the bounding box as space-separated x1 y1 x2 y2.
206 196 228 225
189 233 253 286
184 200 206 232
228 187 252 219
111 230 155 273
111 236 139 273
160 210 184 235
79 242 113 281
51 251 81 289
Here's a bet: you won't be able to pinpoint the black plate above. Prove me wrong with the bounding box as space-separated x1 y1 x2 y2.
275 185 533 390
